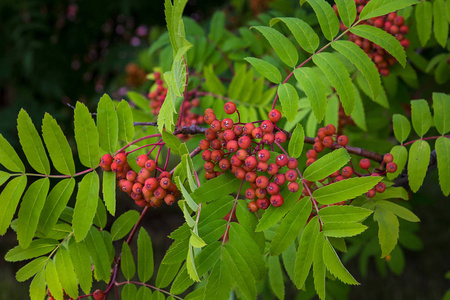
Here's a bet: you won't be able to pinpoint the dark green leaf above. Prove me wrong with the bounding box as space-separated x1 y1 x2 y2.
433 0 449 48
55 247 78 299
111 210 140 241
42 113 75 175
360 0 419 20
277 83 299 122
224 244 256 300
332 41 381 100
121 242 136 281
313 232 326 300
411 99 432 137
251 26 298 68
374 205 399 257
319 205 373 223
186 245 200 282
208 11 225 43
0 175 27 235
351 88 367 131
162 130 182 156
306 0 339 41
17 109 50 174
121 283 137 300
335 0 357 28
45 259 63 300
433 93 450 135
322 222 367 237
415 1 432 46
38 178 75 236
73 171 100 242
244 57 281 84
392 114 411 144
294 68 327 122
17 178 50 248
270 17 319 53
138 228 154 282
270 197 312 255
376 200 419 222
16 257 47 282
97 94 118 153
74 102 101 168
136 286 153 299
304 148 351 181
156 261 181 288
0 134 25 173
85 227 111 282
191 173 241 204
204 65 225 95
323 239 359 285
203 259 232 300
312 53 356 114
407 140 431 192
68 238 92 294
268 256 285 300
117 100 135 143
288 124 305 158
436 137 450 196
350 25 406 67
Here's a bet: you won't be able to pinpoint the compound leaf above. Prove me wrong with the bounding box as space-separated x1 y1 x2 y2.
433 0 449 48
245 57 281 84
415 1 432 46
288 124 305 158
68 238 92 294
45 259 63 300
16 256 47 282
319 205 373 223
102 168 116 216
335 0 357 28
374 205 399 257
322 222 367 238
85 227 110 282
375 200 420 222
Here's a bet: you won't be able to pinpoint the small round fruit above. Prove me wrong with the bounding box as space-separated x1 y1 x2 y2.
114 153 127 166
306 150 317 159
199 139 210 150
245 188 256 199
288 181 299 192
256 198 270 210
243 123 256 135
224 102 237 114
359 158 371 170
248 200 259 212
144 159 157 172
275 154 288 167
337 135 349 146
136 154 149 168
341 166 353 178
386 162 398 173
383 153 394 163
268 109 282 123
261 120 274 133
238 136 252 150
285 169 298 182
266 182 280 195
287 158 298 169
325 124 336 135
267 163 279 176
322 136 334 148
93 289 105 300
274 131 287 143
366 189 376 198
270 194 284 207
164 194 175 205
257 149 270 162
375 182 386 193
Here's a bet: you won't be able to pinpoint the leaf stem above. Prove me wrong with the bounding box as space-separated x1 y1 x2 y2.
115 281 184 300
222 179 245 247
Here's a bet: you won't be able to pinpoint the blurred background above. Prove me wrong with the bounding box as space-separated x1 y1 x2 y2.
0 0 449 299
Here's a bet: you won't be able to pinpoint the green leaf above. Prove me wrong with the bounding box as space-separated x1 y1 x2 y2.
350 25 406 67
277 83 299 122
270 17 319 53
407 140 431 192
306 0 339 41
294 217 320 289
256 189 302 232
74 102 101 168
304 148 351 181
376 200 420 222
270 197 312 255
73 171 100 242
162 130 182 156
433 93 450 135
360 0 419 20
102 169 116 216
117 100 135 143
322 222 367 238
153 291 165 300
335 0 357 28
325 95 339 129
156 261 181 288
208 11 225 43
251 26 298 68
138 228 154 282
204 65 225 95
374 205 399 257
0 134 25 173
372 186 410 201
186 245 200 282
29 269 47 300
17 109 50 174
312 53 355 114
37 178 75 236
121 242 136 281
85 227 111 282
411 99 432 137
0 175 27 235
190 231 206 248
121 284 137 300
190 173 241 204
165 0 191 55
203 259 232 300
351 88 367 131
46 259 64 300
55 247 78 299
179 200 195 227
294 68 327 122
387 146 408 181
111 210 140 241
42 113 75 175
136 286 153 299
415 1 432 46
331 41 381 100
288 124 305 159
433 0 449 48
127 91 151 112
68 238 92 294
313 232 326 300
0 171 10 187
244 57 281 84
319 205 373 223
282 243 296 282
323 239 359 285
269 256 285 300
16 257 47 282
436 137 450 196
17 178 50 248
224 244 256 300
392 114 411 144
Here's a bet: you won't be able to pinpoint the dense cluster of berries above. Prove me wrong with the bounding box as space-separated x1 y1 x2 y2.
306 125 398 199
100 152 180 208
200 102 301 212
334 0 410 76
147 72 203 127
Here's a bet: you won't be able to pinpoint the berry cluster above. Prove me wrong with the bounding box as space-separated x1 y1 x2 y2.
334 0 410 76
305 125 398 199
100 152 180 208
200 102 300 212
147 72 203 127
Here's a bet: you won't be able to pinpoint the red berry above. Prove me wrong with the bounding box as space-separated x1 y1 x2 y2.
244 156 258 170
267 182 280 195
100 154 113 166
235 168 246 180
114 153 127 166
165 194 175 205
211 139 222 150
375 182 386 193
337 135 349 146
234 125 243 136
199 139 210 150
322 136 334 148
274 131 287 143
245 188 256 199
287 158 298 169
257 161 269 172
236 149 248 161
285 169 298 182
341 166 353 178
313 142 324 153
386 162 398 173
359 158 371 170
306 158 316 166
144 160 157 172
226 140 239 153
231 155 243 167
383 153 394 163
267 163 279 176
160 177 172 189
210 120 222 132
274 173 286 185
251 127 263 139
223 129 236 142
238 136 252 149
262 133 275 144
245 171 257 183
288 182 299 192
243 123 256 135
221 118 234 130
136 154 149 168
256 198 270 210
255 176 269 189
306 150 317 159
248 200 259 212
219 158 231 171
257 149 270 162
121 180 133 193
204 112 216 125
275 154 288 167
204 161 215 173
260 120 274 133
224 102 237 114
270 194 284 207
93 289 105 300
325 124 336 135
268 109 282 123
366 189 376 198
201 150 212 161
255 188 267 199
